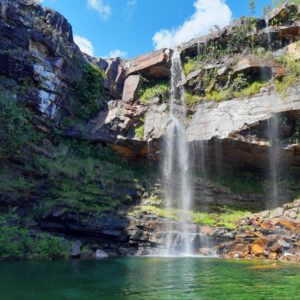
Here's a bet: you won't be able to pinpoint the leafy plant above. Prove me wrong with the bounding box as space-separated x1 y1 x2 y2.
0 94 38 158
183 58 198 75
184 92 202 107
0 211 70 260
139 81 170 103
135 117 145 140
75 63 105 120
275 74 298 95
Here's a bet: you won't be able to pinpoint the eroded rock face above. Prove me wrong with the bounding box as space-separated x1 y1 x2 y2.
187 86 300 141
86 100 148 157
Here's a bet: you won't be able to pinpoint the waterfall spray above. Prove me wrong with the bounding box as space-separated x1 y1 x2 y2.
163 50 192 255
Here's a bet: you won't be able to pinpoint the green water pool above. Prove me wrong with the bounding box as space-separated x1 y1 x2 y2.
0 257 300 299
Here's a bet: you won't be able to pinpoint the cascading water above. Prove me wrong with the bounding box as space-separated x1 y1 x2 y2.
268 114 280 208
264 18 280 208
163 50 192 255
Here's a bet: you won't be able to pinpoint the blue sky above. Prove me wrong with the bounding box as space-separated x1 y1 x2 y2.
40 0 273 59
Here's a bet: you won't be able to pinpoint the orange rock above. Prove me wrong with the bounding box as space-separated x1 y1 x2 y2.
277 220 297 231
251 239 266 256
260 222 273 229
269 252 278 260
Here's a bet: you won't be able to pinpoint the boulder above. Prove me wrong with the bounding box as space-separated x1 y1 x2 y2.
251 239 266 256
287 41 300 60
125 48 172 79
233 56 285 78
95 249 109 258
122 75 141 103
71 240 81 258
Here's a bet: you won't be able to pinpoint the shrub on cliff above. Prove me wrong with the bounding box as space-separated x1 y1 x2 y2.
75 63 105 120
0 95 37 158
139 81 170 104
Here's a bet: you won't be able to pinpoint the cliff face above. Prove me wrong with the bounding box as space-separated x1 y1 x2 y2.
0 0 85 119
1 0 300 259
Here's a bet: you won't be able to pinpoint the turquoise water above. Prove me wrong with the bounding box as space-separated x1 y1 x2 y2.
1 257 300 299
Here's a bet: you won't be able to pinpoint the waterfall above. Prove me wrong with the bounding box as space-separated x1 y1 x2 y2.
268 114 280 208
163 50 192 255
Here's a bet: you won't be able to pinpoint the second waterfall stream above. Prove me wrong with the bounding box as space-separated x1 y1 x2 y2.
163 50 193 255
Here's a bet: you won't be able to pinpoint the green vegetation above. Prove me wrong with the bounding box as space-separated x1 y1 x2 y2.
33 140 145 216
192 207 252 230
206 75 268 102
75 63 105 120
183 59 198 75
272 0 300 8
139 81 170 104
184 91 202 107
275 74 298 95
183 18 258 76
132 204 251 230
135 121 145 140
272 51 300 95
0 89 147 219
0 95 39 158
0 168 35 194
0 210 70 260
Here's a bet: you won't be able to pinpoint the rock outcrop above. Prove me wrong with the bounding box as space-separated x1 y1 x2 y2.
0 0 85 119
220 199 300 262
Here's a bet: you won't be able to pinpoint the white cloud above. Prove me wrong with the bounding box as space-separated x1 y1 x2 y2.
152 0 232 50
74 35 94 56
87 0 111 21
106 49 127 58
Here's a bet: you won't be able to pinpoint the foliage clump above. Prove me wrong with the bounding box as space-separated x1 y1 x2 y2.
132 204 251 230
184 91 202 107
0 210 70 260
0 95 38 158
139 81 170 104
75 63 105 120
